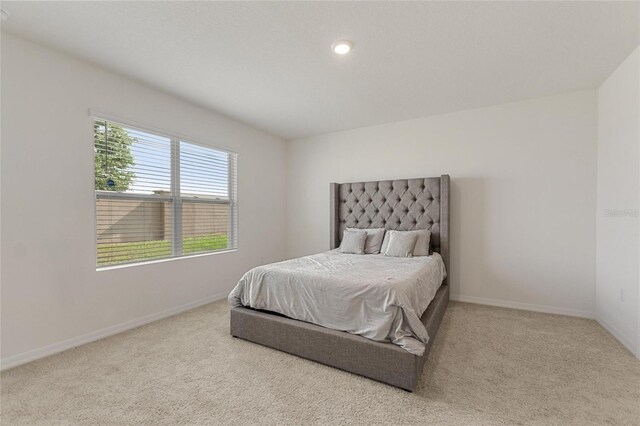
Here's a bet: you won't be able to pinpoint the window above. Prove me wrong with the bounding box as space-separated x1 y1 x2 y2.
94 118 237 268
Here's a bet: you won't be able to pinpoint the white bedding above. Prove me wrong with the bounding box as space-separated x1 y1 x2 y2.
228 250 446 355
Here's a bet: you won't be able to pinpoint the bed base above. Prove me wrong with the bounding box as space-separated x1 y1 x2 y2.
230 283 449 391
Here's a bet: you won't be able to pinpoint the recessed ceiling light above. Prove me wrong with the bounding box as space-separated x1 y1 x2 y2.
0 9 9 21
332 40 353 55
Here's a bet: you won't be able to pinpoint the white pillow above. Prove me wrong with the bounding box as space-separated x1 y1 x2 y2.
346 227 386 254
384 231 418 258
339 229 367 254
381 229 431 256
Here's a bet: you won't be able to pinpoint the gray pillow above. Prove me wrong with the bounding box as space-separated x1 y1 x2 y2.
339 229 367 254
346 227 386 254
384 231 419 258
381 229 431 256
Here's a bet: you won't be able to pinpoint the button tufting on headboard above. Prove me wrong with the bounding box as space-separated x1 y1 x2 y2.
331 177 448 259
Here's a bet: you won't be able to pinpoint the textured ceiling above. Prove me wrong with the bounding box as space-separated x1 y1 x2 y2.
2 1 639 139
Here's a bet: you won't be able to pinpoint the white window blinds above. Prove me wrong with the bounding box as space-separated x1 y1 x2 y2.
94 118 238 268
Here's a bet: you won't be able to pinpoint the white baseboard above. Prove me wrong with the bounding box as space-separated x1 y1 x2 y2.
450 293 595 319
595 314 637 357
1 292 228 371
4 292 634 370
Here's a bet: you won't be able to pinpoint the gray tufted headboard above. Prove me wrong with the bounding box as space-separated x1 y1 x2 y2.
330 175 450 283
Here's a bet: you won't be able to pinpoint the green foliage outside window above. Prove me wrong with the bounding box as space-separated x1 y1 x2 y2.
94 121 135 191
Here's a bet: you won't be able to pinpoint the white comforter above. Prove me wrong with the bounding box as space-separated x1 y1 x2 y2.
228 250 446 355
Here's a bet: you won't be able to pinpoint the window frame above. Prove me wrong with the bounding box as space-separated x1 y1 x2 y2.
92 112 238 270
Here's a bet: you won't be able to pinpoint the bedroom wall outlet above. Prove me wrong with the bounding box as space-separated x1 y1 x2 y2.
619 288 625 302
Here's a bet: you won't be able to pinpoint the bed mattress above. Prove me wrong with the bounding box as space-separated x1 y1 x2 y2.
228 250 446 355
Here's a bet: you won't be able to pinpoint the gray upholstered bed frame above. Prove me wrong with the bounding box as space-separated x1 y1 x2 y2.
230 175 450 391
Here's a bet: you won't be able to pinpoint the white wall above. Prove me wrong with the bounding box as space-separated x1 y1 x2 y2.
287 90 598 318
596 46 640 356
0 34 287 366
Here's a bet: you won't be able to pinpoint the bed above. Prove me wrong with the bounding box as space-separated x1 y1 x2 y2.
229 175 450 391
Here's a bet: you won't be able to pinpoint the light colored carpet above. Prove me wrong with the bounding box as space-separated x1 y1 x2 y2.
2 300 639 425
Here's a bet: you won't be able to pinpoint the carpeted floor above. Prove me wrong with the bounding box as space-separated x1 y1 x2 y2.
1 300 639 425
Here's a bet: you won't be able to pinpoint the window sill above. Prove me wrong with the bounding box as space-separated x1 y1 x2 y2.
96 249 238 272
